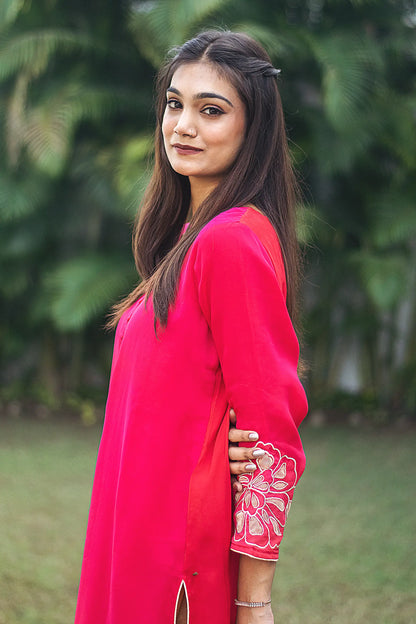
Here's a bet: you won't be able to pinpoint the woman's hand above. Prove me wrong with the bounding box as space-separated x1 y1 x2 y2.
229 408 265 493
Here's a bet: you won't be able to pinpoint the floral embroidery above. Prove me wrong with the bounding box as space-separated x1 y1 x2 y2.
232 442 297 552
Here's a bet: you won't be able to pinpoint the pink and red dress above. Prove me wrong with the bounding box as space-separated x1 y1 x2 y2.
74 206 307 624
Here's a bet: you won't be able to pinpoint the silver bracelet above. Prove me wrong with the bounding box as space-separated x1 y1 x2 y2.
235 598 272 608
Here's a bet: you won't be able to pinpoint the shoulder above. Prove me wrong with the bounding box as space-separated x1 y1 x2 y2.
195 206 270 248
194 206 286 289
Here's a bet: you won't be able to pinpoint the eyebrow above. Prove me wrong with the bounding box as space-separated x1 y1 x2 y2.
166 86 234 107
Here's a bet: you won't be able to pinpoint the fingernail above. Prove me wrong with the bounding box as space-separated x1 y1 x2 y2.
245 463 256 471
248 432 259 441
253 449 265 457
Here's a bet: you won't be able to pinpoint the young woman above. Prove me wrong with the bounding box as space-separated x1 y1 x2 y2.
74 30 307 624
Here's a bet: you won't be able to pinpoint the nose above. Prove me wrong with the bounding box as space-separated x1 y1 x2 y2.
174 109 197 138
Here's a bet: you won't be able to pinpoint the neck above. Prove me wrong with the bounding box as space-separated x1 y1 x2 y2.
189 176 220 216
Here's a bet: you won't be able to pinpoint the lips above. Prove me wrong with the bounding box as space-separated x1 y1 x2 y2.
172 143 203 155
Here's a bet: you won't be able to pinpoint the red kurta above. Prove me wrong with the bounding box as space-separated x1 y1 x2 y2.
74 206 307 624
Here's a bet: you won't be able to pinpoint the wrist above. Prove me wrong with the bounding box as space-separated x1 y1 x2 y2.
235 598 272 608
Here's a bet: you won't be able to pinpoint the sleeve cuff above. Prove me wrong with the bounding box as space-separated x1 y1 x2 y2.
230 544 280 562
231 441 299 559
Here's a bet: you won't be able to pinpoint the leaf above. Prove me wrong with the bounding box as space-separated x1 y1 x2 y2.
0 29 100 81
352 251 409 310
370 190 416 248
309 102 388 175
129 0 233 67
309 33 383 132
231 22 303 61
113 134 153 210
0 0 25 29
0 222 45 259
44 254 137 330
18 83 142 176
0 171 52 221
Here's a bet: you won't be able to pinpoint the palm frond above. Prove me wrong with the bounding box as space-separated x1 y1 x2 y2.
307 111 374 175
0 169 52 221
0 29 100 81
351 251 409 311
0 0 25 30
232 22 304 61
113 134 154 216
11 82 143 176
370 189 416 248
308 33 383 131
378 91 416 169
0 219 45 259
6 70 29 166
129 0 232 67
44 254 137 331
176 0 232 38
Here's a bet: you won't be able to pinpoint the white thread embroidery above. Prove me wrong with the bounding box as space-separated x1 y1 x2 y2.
232 442 297 552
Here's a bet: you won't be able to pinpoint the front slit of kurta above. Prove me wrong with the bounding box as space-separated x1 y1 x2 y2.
174 580 189 624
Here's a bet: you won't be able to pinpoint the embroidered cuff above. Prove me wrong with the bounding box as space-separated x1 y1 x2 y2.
231 442 298 557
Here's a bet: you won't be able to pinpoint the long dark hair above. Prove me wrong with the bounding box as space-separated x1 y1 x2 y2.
109 30 300 330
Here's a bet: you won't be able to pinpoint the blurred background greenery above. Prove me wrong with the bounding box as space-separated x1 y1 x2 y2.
1 3 416 623
1 0 415 423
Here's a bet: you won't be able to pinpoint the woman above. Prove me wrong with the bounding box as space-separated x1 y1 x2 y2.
74 30 307 624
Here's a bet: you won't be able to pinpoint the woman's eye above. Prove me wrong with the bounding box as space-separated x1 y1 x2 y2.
202 106 223 116
167 99 181 110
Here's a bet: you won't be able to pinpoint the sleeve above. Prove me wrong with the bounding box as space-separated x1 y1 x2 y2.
193 221 308 561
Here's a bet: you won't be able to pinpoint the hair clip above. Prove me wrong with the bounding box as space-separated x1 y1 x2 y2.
263 66 281 78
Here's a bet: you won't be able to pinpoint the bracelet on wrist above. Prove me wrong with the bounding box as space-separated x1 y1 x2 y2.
235 598 272 608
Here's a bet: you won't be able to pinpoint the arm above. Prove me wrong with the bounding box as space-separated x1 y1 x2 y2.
236 555 275 624
194 220 307 611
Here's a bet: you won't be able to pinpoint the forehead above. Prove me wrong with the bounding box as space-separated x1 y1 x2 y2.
169 61 240 100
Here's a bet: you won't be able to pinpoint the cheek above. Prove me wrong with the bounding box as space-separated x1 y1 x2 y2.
161 112 173 142
225 122 245 159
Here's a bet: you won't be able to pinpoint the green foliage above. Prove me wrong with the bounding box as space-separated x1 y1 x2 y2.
0 169 52 220
352 252 408 311
0 29 99 80
0 0 415 418
44 253 137 330
129 0 233 66
0 0 25 29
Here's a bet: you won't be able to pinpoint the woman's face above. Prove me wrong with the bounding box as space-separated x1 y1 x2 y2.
162 62 246 187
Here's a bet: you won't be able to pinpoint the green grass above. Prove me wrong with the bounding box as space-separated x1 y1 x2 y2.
0 418 415 624
0 418 100 624
276 426 416 624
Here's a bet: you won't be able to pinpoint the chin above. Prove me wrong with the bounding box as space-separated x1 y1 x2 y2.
169 163 200 177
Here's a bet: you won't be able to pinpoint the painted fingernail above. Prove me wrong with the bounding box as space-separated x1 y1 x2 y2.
248 432 259 441
253 449 265 457
245 463 256 471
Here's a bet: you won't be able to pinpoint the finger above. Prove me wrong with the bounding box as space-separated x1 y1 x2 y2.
229 446 265 462
229 408 236 426
230 461 257 476
229 428 259 444
232 480 243 493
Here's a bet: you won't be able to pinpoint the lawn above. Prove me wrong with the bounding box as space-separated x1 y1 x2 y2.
0 417 415 624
